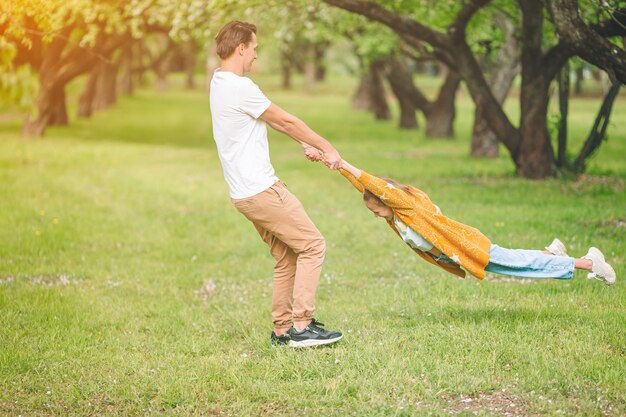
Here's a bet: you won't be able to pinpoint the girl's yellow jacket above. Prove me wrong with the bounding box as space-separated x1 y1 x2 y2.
341 169 491 279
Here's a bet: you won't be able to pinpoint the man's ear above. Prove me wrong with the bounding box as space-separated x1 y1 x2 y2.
238 43 245 55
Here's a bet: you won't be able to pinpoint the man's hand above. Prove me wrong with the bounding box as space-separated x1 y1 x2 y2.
303 144 323 162
322 148 342 170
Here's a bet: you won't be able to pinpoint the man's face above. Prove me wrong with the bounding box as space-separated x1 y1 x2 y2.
242 33 258 73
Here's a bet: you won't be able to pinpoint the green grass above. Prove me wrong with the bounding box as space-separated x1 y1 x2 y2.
0 73 625 416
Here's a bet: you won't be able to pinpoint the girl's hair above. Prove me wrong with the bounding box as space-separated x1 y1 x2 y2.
215 21 257 60
362 177 412 205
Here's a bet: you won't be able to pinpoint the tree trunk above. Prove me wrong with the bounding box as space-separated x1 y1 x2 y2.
78 53 118 117
517 1 556 178
48 84 68 126
368 60 392 120
352 55 370 110
573 82 621 172
93 56 118 111
77 63 100 118
23 41 68 136
119 41 133 95
155 59 169 92
397 100 418 129
23 80 68 135
385 56 418 129
471 13 519 157
557 61 570 167
182 40 197 89
314 41 328 82
385 55 460 135
424 70 460 138
304 43 316 91
134 40 147 88
22 114 47 137
573 36 626 171
471 105 499 157
574 65 584 95
424 102 454 137
518 78 555 178
206 42 219 95
518 103 554 177
352 74 370 110
282 62 292 89
280 48 292 89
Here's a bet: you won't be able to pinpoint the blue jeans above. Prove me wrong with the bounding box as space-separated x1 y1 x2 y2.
436 244 575 279
484 244 575 279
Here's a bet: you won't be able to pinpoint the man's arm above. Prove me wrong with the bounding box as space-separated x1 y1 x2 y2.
260 103 341 169
265 119 322 161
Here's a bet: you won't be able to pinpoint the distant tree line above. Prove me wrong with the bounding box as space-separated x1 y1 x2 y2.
1 0 625 179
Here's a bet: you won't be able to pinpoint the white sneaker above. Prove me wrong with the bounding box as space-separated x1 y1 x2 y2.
582 247 616 285
545 238 568 257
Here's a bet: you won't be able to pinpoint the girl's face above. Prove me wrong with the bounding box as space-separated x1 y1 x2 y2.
364 198 393 220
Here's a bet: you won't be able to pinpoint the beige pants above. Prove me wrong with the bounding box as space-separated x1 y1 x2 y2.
232 181 325 332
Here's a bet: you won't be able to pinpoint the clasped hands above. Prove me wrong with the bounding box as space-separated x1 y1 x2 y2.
303 144 342 170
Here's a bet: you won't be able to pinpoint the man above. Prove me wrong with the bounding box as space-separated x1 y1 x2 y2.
209 21 343 347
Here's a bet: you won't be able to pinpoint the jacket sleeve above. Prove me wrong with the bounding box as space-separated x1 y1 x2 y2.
339 168 365 193
356 170 413 209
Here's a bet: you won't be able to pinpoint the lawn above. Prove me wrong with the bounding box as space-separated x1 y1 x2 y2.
0 74 625 416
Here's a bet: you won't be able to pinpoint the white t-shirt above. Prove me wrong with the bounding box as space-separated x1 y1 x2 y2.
210 70 277 199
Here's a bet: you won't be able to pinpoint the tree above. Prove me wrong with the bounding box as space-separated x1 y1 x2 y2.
1 1 134 135
207 0 337 90
384 55 419 129
1 0 212 136
322 0 626 178
377 43 462 137
469 12 520 158
338 13 462 136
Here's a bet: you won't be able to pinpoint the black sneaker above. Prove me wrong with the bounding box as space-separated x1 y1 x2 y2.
270 331 291 346
287 319 343 348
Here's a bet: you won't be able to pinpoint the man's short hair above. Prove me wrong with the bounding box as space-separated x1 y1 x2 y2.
215 21 257 60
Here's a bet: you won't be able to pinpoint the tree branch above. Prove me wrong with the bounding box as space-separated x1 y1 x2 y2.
541 42 573 82
132 38 175 74
449 0 492 34
549 0 626 84
321 0 449 51
591 7 626 38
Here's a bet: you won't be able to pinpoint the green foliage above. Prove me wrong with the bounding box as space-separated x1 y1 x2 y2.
0 36 16 67
351 23 399 64
464 1 519 58
0 64 38 111
0 36 37 111
579 0 626 24
0 0 214 110
205 0 400 66
377 0 465 28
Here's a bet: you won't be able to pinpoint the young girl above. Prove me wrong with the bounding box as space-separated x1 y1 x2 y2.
337 159 616 284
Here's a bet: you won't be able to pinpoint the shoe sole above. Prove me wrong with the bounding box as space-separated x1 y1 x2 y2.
588 272 616 285
585 248 616 285
288 335 343 348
